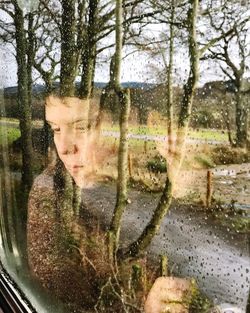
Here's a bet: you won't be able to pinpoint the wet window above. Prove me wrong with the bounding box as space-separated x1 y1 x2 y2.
0 0 249 313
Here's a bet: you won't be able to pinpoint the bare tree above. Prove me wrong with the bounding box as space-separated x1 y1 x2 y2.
119 0 199 258
0 0 34 188
200 0 250 148
33 0 61 93
119 0 236 259
107 0 131 257
79 0 99 99
60 0 77 96
94 0 163 256
166 0 175 152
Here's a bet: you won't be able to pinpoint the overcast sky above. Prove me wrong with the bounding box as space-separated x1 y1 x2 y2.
1 2 249 89
0 42 228 89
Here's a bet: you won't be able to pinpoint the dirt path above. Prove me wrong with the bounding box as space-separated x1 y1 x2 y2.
83 183 250 310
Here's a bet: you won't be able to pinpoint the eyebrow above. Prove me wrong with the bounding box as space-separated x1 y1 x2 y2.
46 118 86 126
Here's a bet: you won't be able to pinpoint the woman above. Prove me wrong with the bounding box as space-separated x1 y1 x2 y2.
27 95 191 313
27 95 111 312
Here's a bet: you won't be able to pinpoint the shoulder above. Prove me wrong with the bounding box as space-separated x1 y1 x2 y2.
31 166 55 191
28 166 56 217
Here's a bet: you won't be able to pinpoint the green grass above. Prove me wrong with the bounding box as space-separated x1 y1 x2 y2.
0 117 19 123
1 117 43 127
129 138 156 150
101 136 157 151
218 215 250 234
0 127 20 145
188 129 228 141
102 124 228 142
193 154 215 168
2 118 228 142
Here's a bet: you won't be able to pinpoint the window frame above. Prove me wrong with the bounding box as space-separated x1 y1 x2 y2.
0 267 35 313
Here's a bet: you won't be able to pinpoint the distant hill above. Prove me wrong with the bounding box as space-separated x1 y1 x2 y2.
3 79 250 97
199 79 250 96
4 81 156 97
95 81 156 89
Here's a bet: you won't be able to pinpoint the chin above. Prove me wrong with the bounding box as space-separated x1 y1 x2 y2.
73 174 95 189
72 175 85 188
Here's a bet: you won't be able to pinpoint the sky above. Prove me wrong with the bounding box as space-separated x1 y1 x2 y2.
0 38 228 89
0 3 221 88
0 1 249 89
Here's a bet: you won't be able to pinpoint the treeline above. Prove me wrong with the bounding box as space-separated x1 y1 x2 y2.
3 79 249 132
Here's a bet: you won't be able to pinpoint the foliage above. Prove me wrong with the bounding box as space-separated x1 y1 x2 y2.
230 218 250 234
191 110 221 129
68 221 154 312
208 200 250 234
215 213 250 234
147 154 167 173
212 145 250 165
189 280 213 313
193 154 215 169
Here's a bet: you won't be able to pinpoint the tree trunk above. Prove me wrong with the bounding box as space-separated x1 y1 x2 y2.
27 13 35 111
120 0 199 259
107 0 131 256
95 54 116 133
79 0 98 99
223 103 235 147
55 0 81 225
178 1 199 130
175 0 199 173
119 177 173 259
166 0 175 153
75 0 86 75
109 89 130 250
14 3 33 189
60 0 76 96
235 89 248 148
113 0 122 91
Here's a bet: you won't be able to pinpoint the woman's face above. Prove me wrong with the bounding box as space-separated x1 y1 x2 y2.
45 96 92 187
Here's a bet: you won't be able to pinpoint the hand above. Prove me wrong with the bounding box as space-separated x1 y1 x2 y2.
144 277 191 313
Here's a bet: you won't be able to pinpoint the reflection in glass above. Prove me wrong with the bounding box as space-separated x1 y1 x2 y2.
0 0 249 312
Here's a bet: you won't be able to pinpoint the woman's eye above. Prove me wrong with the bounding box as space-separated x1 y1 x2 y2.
52 128 60 133
76 126 87 132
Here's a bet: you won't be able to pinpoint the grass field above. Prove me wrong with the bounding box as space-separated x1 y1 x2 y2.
102 123 229 142
1 117 229 142
0 126 20 145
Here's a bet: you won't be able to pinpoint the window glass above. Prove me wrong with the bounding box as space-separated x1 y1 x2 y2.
0 1 249 313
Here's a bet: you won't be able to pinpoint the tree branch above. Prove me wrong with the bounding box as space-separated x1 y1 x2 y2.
199 27 235 56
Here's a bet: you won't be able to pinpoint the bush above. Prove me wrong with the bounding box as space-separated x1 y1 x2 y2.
194 154 215 168
191 110 222 129
189 286 212 313
147 154 167 173
212 145 250 165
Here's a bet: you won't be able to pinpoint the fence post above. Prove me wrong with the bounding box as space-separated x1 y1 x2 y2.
206 170 212 208
128 152 133 178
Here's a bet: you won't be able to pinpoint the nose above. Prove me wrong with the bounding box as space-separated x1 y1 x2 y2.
56 132 77 155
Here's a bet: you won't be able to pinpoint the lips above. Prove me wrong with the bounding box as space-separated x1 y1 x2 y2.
66 165 84 172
